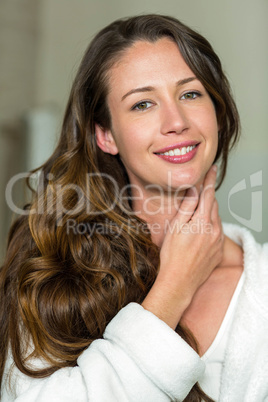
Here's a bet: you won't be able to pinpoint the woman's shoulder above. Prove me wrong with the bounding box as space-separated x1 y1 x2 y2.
222 222 267 261
223 222 268 311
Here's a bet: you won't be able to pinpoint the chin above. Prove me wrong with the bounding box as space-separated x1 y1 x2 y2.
170 171 205 191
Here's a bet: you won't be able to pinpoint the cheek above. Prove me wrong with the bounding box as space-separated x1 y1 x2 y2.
212 116 219 149
208 125 219 159
203 108 219 143
111 117 150 154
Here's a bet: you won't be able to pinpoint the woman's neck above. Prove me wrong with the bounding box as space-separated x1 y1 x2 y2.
132 188 187 247
132 186 243 269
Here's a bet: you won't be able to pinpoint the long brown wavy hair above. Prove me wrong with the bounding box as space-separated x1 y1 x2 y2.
0 15 240 401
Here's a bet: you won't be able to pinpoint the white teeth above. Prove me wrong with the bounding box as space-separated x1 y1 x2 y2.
159 145 196 156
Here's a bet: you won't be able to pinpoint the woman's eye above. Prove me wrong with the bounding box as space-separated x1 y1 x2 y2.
181 92 200 100
132 101 153 111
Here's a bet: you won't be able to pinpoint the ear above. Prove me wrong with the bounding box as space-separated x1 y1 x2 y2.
95 123 119 155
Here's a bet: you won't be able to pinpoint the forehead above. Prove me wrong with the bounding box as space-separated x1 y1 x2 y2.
107 38 194 97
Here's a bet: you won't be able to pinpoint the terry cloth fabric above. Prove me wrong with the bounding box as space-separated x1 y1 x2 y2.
1 223 268 401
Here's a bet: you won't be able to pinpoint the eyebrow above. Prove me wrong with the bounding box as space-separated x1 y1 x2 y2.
121 76 197 101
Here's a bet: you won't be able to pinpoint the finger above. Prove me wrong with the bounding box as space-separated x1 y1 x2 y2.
195 165 217 218
176 186 199 225
211 198 219 223
211 199 223 241
203 164 218 187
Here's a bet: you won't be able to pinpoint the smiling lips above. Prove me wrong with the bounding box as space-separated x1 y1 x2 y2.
154 141 200 164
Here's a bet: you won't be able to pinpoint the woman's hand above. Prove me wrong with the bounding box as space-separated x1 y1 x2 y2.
142 165 224 329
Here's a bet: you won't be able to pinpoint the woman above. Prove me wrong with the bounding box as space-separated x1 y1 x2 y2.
1 14 267 402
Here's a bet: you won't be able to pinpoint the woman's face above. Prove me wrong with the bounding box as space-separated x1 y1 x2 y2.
96 38 218 194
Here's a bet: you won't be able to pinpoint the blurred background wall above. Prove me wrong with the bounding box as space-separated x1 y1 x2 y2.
0 0 267 262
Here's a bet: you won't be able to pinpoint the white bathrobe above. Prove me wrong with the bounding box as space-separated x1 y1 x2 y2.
1 223 268 401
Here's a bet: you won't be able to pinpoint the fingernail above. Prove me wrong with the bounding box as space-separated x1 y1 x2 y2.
212 165 218 173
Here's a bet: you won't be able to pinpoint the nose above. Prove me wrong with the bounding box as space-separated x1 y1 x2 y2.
160 102 189 135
